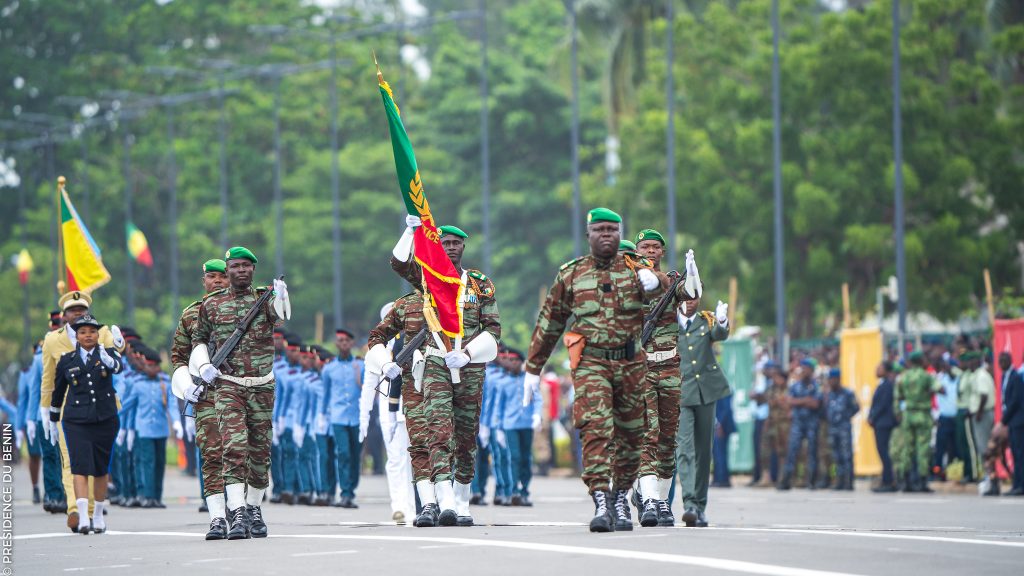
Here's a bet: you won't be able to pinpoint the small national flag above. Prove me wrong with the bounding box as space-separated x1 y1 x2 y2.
60 185 110 292
16 248 33 286
126 221 154 268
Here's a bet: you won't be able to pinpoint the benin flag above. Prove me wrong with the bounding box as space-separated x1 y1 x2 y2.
126 222 154 267
16 248 33 286
61 187 110 292
377 62 464 338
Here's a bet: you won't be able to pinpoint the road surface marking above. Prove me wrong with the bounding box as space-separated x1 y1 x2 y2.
714 527 1024 548
290 550 358 557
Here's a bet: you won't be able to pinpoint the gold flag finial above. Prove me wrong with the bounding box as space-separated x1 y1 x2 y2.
373 50 383 84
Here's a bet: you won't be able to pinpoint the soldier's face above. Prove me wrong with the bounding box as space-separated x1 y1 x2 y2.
335 333 354 355
203 271 228 293
143 361 161 378
508 357 523 374
441 236 465 267
226 259 254 288
587 222 620 259
285 346 300 363
76 325 99 349
636 239 664 268
64 306 88 324
300 354 314 370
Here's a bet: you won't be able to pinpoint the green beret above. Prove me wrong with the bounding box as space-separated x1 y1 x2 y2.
908 351 924 362
203 259 226 274
636 228 666 246
618 240 636 251
438 225 468 239
960 351 979 362
224 246 258 264
587 207 621 224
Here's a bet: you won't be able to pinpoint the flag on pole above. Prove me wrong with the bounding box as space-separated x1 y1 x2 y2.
16 248 33 286
60 185 110 292
377 58 464 338
126 221 154 268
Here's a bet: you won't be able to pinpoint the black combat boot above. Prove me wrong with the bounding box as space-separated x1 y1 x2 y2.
681 507 698 527
656 500 674 527
226 507 250 540
248 505 268 538
414 503 440 527
639 498 659 528
588 491 615 533
206 517 228 540
776 474 792 491
613 489 633 531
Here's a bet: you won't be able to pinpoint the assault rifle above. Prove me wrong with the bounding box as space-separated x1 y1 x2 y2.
640 271 682 347
382 327 430 412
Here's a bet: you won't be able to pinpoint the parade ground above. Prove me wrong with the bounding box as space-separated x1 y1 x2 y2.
10 465 1023 576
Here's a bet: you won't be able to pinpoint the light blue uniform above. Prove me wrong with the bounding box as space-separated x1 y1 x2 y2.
128 371 173 502
494 369 541 499
322 356 363 499
486 368 513 500
276 363 304 495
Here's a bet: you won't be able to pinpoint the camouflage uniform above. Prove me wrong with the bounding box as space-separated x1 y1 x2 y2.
192 286 279 489
894 367 937 480
367 291 430 482
526 252 671 493
761 384 791 480
391 258 501 484
637 284 682 481
172 299 223 499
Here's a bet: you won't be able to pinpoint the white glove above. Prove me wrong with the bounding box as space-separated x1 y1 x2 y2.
684 248 703 298
685 249 698 277
523 372 540 407
532 413 542 430
172 420 184 440
293 426 305 447
359 416 370 443
478 425 491 446
315 413 329 436
715 300 729 325
444 350 471 369
185 383 205 404
98 344 117 368
15 431 23 449
116 429 126 447
496 429 507 449
273 277 289 301
273 278 292 320
386 419 399 443
382 362 402 380
185 418 196 442
276 418 286 432
48 421 59 446
199 364 221 384
127 430 136 451
110 325 125 348
405 214 421 229
40 408 50 439
26 421 36 444
637 268 659 292
272 425 281 446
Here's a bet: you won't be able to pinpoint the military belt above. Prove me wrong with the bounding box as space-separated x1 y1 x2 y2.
582 339 636 361
218 372 274 387
647 349 678 363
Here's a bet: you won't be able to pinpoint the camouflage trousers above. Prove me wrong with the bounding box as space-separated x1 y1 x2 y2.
216 383 275 489
827 423 854 483
572 355 648 493
401 372 431 483
761 416 790 476
783 416 818 480
423 360 484 484
816 420 832 484
637 363 681 480
895 411 931 478
195 392 224 497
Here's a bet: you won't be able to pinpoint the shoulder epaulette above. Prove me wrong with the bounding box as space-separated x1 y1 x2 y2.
699 311 716 327
288 369 298 375
467 268 495 297
256 286 270 294
623 252 654 269
468 269 488 282
560 256 585 271
204 288 229 299
183 300 202 312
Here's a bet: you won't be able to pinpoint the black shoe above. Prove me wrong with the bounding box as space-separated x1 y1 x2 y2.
140 499 157 509
510 494 523 506
42 499 53 513
269 493 283 504
613 489 633 531
103 507 108 515
639 499 659 528
695 509 709 527
493 495 507 506
519 496 533 507
776 475 792 491
281 492 295 505
630 488 643 513
414 503 440 527
656 500 674 527
314 495 329 507
248 505 268 538
199 502 209 513
55 499 68 513
871 484 897 493
227 507 250 540
456 514 474 527
588 491 615 533
1005 487 1024 496
154 500 167 509
681 507 698 527
206 517 228 540
438 507 458 526
470 493 483 505
32 486 41 504
297 492 311 505
109 496 124 507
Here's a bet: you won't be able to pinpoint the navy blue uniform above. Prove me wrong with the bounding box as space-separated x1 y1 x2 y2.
784 378 822 481
825 387 860 486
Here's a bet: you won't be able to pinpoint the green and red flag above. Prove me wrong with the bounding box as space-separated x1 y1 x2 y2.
126 221 154 267
16 248 33 285
60 183 110 292
377 59 465 339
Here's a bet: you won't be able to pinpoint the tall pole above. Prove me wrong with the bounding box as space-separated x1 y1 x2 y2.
19 172 29 358
218 74 230 247
80 133 90 222
771 0 786 361
480 0 492 275
329 37 344 328
665 0 677 271
167 110 180 330
273 78 284 278
569 0 582 257
46 137 58 299
892 0 907 347
123 132 136 325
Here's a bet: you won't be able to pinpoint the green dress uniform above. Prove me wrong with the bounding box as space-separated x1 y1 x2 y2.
676 311 730 523
894 363 940 488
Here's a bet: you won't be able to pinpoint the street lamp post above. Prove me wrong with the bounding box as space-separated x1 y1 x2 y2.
665 0 677 271
771 0 786 362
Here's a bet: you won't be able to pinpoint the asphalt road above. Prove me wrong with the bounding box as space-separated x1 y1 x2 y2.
8 463 1023 576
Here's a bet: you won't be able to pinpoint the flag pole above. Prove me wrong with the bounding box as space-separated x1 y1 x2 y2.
56 176 66 295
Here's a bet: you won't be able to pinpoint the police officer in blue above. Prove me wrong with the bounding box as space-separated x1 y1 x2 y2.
16 342 45 506
495 349 542 506
312 345 337 506
471 350 503 505
296 345 322 505
778 358 823 491
48 314 124 535
274 335 304 504
824 368 859 490
322 328 364 508
269 329 290 503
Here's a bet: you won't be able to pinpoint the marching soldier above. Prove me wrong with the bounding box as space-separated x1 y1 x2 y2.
894 351 939 492
524 208 673 532
171 258 228 539
191 247 290 540
390 217 501 526
40 290 125 533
